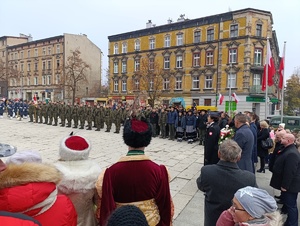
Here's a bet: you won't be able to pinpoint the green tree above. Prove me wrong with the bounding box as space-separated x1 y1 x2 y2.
62 49 90 104
284 68 300 115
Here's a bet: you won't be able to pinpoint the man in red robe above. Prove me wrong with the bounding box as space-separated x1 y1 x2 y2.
96 117 173 226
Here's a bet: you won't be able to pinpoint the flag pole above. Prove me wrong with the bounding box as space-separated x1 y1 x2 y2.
229 63 232 116
265 38 269 120
280 41 286 123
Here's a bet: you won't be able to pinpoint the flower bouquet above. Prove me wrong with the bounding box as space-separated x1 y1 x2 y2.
218 125 235 144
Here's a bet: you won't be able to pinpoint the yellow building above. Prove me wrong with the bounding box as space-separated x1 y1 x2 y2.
6 33 102 102
108 8 280 118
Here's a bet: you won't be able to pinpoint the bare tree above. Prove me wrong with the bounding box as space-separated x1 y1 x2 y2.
62 49 90 104
132 58 172 107
0 59 8 81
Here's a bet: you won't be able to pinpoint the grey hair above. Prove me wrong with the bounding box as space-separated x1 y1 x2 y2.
219 139 242 162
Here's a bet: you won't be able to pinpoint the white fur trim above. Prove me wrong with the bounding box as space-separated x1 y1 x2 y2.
59 136 91 161
55 160 101 194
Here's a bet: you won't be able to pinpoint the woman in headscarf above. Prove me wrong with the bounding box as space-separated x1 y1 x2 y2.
217 186 283 226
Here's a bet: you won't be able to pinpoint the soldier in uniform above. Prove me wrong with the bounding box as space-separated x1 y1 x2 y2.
52 102 59 126
23 100 29 119
85 103 93 130
0 99 5 118
94 105 102 131
92 104 97 128
28 101 35 122
159 108 168 139
59 102 66 127
47 102 53 125
78 102 86 129
113 106 122 133
104 105 112 132
72 103 79 128
37 101 43 123
65 102 72 127
99 104 105 129
42 101 48 124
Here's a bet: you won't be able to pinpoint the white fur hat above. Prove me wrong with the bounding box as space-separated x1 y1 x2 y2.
59 135 91 161
6 150 42 164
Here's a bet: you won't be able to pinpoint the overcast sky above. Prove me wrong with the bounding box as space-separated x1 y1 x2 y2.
1 0 299 83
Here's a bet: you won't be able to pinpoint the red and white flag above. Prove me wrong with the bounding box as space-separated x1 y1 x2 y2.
33 94 37 104
219 93 224 105
262 39 275 91
278 43 286 90
231 92 240 103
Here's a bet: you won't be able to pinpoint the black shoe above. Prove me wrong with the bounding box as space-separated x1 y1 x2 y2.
105 130 110 132
73 126 77 128
277 199 284 204
274 195 282 199
60 125 65 127
79 127 84 129
256 169 265 173
86 128 92 130
66 126 71 128
95 129 100 131
114 131 118 133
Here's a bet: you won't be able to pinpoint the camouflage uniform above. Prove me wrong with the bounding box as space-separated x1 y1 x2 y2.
159 109 168 138
113 107 122 133
100 106 105 129
35 102 41 123
71 104 79 128
104 106 113 132
85 105 93 130
92 105 97 127
65 103 72 127
78 103 86 129
47 103 53 125
28 102 35 122
94 105 103 131
41 102 48 124
52 102 59 126
60 103 66 127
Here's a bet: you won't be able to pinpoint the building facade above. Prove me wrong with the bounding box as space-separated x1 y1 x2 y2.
108 8 280 118
5 33 102 102
0 34 31 98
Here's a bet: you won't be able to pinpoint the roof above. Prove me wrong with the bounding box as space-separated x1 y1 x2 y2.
6 35 64 49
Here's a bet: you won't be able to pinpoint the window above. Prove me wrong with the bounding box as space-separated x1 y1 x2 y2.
27 50 30 58
56 74 60 84
56 60 60 68
27 77 30 86
176 55 183 68
149 79 154 91
34 77 38 85
194 31 201 43
122 43 127 53
48 47 52 55
135 40 140 51
192 76 200 89
20 63 24 72
229 48 237 63
15 52 18 59
47 60 51 69
10 53 13 60
254 48 262 66
56 44 60 54
27 63 31 72
149 38 155 50
42 75 46 85
228 73 236 88
34 49 38 57
134 79 139 90
205 75 213 88
163 78 170 90
253 74 261 86
47 75 51 85
42 61 46 70
206 51 214 65
20 51 24 59
176 33 183 46
2 51 5 57
121 61 127 73
164 35 170 47
175 77 182 90
114 43 119 54
134 59 140 71
256 24 262 37
207 29 214 41
34 63 38 71
149 58 154 70
164 56 170 69
193 53 200 67
122 80 127 92
114 80 118 92
230 24 238 38
113 62 118 73
42 48 46 56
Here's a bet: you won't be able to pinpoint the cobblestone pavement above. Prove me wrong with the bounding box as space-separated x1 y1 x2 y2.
1 116 299 225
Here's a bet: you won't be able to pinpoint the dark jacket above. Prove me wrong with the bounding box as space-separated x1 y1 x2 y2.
149 112 159 124
196 160 257 226
185 114 196 128
219 117 228 130
249 122 258 166
167 110 177 124
257 128 270 158
175 115 186 128
270 144 300 193
197 114 207 129
269 141 284 172
233 124 254 173
204 122 220 165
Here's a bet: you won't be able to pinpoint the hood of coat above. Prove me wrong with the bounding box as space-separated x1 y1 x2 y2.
55 159 101 194
0 163 62 189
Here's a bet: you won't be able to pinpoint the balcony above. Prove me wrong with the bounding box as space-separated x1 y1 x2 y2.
249 85 273 95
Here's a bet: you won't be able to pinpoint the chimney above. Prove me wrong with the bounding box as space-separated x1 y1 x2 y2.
177 14 185 22
146 20 152 28
167 18 173 24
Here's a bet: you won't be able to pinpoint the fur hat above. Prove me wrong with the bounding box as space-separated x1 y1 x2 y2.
123 118 152 148
6 151 42 165
107 205 148 226
59 135 91 161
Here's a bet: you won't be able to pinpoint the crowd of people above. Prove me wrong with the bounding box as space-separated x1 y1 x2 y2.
1 98 300 225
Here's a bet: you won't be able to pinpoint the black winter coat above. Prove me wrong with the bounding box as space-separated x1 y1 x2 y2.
204 122 220 165
257 128 270 158
270 144 300 193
